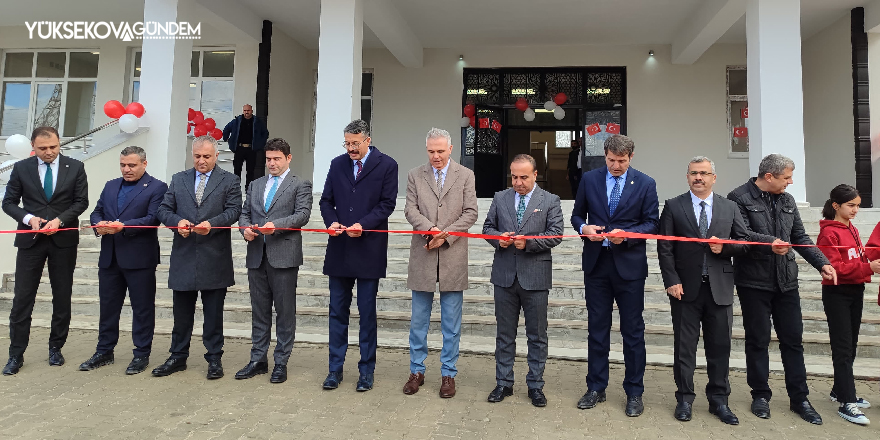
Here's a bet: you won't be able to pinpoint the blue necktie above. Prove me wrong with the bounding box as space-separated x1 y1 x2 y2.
264 176 278 212
43 162 53 201
609 176 622 215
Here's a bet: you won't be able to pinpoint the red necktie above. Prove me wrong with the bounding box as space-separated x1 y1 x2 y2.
356 160 363 180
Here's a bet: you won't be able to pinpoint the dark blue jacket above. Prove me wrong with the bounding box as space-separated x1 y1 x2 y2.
90 172 168 270
319 147 398 279
570 166 659 280
222 115 269 151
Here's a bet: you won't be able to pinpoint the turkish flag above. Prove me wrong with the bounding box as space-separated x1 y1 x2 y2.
586 123 601 136
479 118 490 129
741 107 749 119
606 123 621 134
491 119 502 133
733 127 748 138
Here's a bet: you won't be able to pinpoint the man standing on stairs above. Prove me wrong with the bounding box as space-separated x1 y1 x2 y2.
570 134 659 417
483 154 563 407
319 119 398 392
657 156 750 425
153 135 242 380
79 146 167 375
727 154 837 425
222 104 269 189
235 138 312 384
1 126 88 376
402 128 478 399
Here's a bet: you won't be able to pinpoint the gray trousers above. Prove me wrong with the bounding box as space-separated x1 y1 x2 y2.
248 254 298 365
494 276 549 389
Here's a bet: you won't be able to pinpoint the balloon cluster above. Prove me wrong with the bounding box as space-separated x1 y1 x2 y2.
459 104 476 128
543 93 567 120
104 100 145 133
187 108 222 140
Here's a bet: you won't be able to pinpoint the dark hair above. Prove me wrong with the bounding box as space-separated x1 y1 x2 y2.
120 146 146 161
511 154 537 172
31 126 59 142
822 184 860 220
264 138 291 156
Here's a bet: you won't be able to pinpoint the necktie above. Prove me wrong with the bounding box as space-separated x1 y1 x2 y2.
699 201 709 276
195 173 206 206
608 176 622 215
436 170 444 194
355 160 363 180
43 162 53 201
516 194 527 226
264 176 279 212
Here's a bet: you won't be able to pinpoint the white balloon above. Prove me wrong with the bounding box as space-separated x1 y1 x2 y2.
523 108 536 122
460 116 471 128
554 107 566 120
5 134 31 159
0 159 16 182
543 101 556 111
118 114 140 133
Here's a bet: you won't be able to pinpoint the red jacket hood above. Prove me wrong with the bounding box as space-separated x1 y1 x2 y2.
817 220 871 286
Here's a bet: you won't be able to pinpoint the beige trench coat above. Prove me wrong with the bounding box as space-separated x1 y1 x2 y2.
404 160 478 292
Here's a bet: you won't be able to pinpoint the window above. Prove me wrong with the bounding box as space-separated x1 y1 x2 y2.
130 49 235 130
727 66 748 158
0 50 98 137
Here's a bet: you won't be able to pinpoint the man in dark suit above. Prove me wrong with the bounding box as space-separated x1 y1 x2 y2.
482 154 563 407
153 135 242 380
2 126 88 375
236 138 312 384
319 119 398 392
570 134 659 416
222 104 269 188
78 146 167 375
567 139 582 199
658 156 750 425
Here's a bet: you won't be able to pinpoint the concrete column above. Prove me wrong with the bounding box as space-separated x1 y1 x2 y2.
138 0 195 182
746 0 807 202
312 0 363 189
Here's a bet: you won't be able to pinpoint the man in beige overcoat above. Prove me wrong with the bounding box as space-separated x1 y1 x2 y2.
402 127 478 398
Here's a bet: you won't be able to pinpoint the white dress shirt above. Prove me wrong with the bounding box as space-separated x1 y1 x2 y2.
690 191 713 230
263 168 290 207
22 157 60 225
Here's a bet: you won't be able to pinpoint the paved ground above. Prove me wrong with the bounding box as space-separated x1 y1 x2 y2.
0 327 878 439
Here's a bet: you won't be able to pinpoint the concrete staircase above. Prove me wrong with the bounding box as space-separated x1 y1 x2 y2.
2 198 880 379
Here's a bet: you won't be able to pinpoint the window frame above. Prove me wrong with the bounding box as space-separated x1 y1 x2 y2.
727 65 748 159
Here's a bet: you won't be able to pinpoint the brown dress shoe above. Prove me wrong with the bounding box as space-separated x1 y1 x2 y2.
403 372 425 395
440 376 456 398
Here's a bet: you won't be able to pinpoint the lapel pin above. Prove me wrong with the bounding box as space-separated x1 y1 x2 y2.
65 165 69 167
630 181 634 185
143 183 148 187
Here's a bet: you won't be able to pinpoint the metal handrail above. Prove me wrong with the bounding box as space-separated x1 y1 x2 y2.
0 119 121 159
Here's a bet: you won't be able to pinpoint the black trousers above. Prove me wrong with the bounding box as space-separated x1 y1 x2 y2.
8 236 77 358
233 146 257 188
738 286 809 403
670 280 732 406
822 284 864 404
169 288 226 362
96 255 157 357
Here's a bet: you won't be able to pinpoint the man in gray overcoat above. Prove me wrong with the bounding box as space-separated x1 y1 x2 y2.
153 135 242 380
402 128 478 398
482 154 563 407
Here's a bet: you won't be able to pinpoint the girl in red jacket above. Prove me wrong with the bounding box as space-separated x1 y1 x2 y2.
817 184 878 425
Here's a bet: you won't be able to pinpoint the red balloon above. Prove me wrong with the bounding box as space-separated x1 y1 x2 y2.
210 128 223 140
124 102 145 118
463 104 476 118
515 98 529 112
103 100 125 119
191 111 204 125
203 118 216 131
469 116 475 127
193 125 208 137
553 93 567 106
187 108 196 121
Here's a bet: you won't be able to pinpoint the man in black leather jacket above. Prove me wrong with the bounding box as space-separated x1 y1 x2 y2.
727 153 836 425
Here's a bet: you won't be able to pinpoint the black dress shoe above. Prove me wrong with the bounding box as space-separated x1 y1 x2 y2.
151 357 187 377
356 373 374 391
2 357 23 376
710 404 740 425
528 388 547 407
206 359 224 380
79 352 114 371
674 401 692 421
270 365 287 384
487 385 514 403
790 400 823 425
626 395 644 417
48 348 65 366
126 357 150 375
751 397 771 419
577 390 606 409
234 361 268 380
323 371 343 390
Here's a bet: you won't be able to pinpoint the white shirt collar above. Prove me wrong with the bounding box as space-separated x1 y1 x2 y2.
38 156 58 166
690 191 713 206
271 168 291 181
433 160 451 177
517 182 537 200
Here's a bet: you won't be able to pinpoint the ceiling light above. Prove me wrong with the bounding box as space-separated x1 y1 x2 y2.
459 54 463 60
649 50 654 57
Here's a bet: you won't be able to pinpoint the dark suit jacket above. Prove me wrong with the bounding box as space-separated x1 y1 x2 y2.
2 155 88 249
90 172 167 270
657 192 750 305
570 166 660 280
240 172 313 269
319 147 398 279
222 115 269 151
157 166 242 291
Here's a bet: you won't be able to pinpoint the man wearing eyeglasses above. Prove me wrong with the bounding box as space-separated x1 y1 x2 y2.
319 119 398 392
657 156 750 425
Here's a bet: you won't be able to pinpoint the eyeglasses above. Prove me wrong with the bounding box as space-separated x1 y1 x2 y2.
342 139 369 149
688 171 714 176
